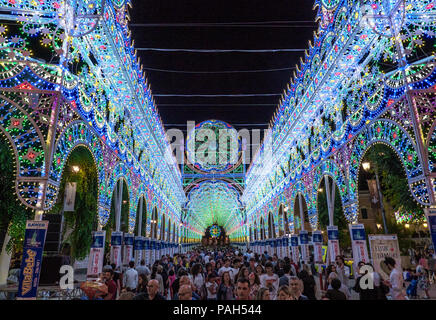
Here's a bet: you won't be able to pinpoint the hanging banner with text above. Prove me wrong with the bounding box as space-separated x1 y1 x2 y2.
349 224 369 275
312 231 324 264
86 231 106 280
327 225 340 264
134 236 144 266
299 230 309 263
17 220 48 300
283 237 289 258
110 231 123 268
290 235 300 263
123 234 134 265
144 238 150 266
368 234 402 280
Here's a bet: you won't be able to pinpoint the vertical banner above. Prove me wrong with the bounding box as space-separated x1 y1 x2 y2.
123 234 134 266
327 226 340 264
17 220 48 300
86 231 106 281
368 234 402 280
144 238 150 266
110 231 123 268
349 224 369 272
145 239 153 266
283 237 289 258
290 235 300 264
277 238 282 259
154 240 160 262
299 230 309 264
63 182 77 212
312 231 323 264
425 208 436 252
134 236 143 266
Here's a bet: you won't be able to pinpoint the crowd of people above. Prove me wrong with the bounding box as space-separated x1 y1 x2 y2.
86 246 434 301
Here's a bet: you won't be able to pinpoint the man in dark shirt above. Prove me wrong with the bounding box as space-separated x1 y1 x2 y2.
289 276 309 300
133 279 166 300
325 278 347 300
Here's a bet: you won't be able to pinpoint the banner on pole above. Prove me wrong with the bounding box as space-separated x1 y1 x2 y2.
312 231 323 264
290 235 300 263
134 236 143 266
110 231 123 268
368 234 402 280
327 225 340 264
349 224 369 275
86 231 106 280
123 234 134 265
17 220 48 299
144 239 150 266
299 230 309 263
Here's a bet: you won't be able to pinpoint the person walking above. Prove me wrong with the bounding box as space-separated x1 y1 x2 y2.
123 261 138 292
383 257 406 300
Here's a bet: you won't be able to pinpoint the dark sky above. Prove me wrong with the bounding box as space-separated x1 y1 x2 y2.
129 0 317 132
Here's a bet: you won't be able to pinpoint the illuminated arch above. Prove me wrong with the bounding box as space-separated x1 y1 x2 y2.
310 159 349 227
288 180 311 234
51 120 108 223
347 119 428 222
107 162 135 232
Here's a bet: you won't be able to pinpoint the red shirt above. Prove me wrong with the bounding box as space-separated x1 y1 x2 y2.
106 279 117 300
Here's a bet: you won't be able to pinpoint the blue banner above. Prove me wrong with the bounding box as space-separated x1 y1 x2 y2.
134 237 143 251
124 234 134 246
291 235 299 247
327 226 339 240
111 232 123 245
17 220 48 299
351 225 366 241
312 232 323 243
299 231 309 244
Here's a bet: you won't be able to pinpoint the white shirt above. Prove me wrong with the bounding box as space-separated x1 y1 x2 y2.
123 267 138 290
218 266 233 277
260 273 279 300
206 281 218 299
389 268 404 300
190 273 205 291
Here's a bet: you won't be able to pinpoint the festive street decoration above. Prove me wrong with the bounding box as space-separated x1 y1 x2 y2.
244 0 436 242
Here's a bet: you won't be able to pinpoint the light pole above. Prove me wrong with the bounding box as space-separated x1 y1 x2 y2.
362 161 389 234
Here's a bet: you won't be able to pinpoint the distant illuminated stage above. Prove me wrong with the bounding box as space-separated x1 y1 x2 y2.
201 224 229 246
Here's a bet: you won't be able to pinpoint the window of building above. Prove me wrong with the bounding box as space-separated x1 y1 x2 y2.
360 208 368 220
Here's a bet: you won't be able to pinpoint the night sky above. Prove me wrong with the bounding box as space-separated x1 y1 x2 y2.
129 0 317 132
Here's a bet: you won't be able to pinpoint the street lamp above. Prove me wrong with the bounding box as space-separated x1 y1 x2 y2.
71 165 80 173
362 160 389 234
362 161 371 171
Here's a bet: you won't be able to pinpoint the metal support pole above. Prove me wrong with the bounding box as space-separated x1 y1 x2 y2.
138 196 143 236
375 169 389 234
115 180 123 232
299 193 305 231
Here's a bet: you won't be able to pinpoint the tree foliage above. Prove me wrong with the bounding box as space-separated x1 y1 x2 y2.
317 180 351 250
0 137 33 254
364 143 423 221
51 146 98 261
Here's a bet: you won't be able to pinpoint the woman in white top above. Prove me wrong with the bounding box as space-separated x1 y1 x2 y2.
190 263 205 296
